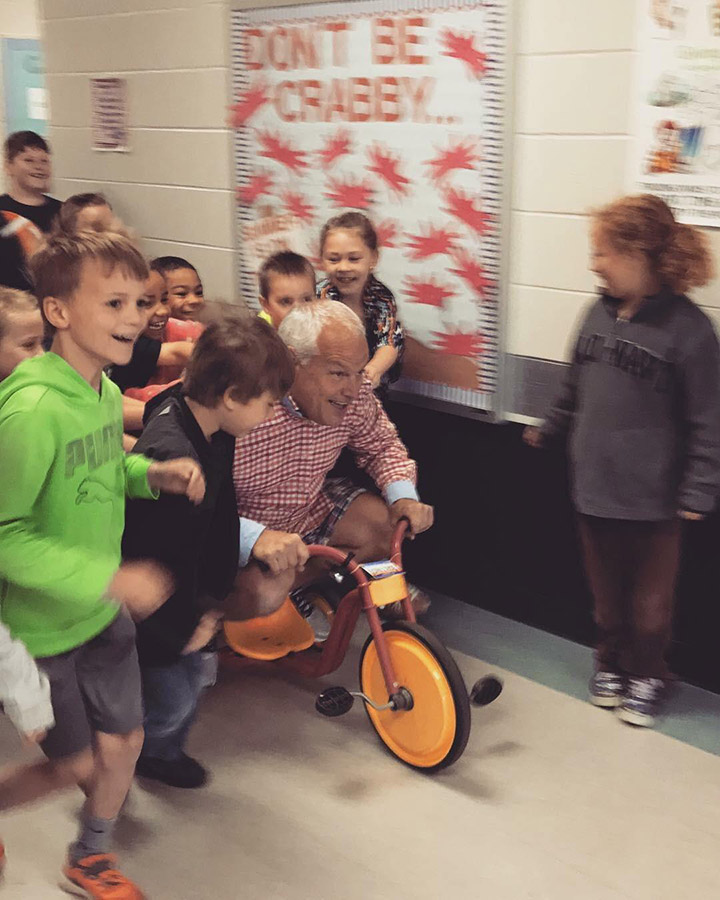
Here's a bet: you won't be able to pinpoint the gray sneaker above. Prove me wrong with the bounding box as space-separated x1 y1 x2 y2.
617 677 664 727
589 670 625 708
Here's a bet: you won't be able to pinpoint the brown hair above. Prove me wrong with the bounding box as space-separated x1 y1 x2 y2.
183 314 294 406
0 288 39 340
4 130 50 163
29 230 149 333
593 194 714 293
57 192 112 233
320 211 378 255
258 250 316 298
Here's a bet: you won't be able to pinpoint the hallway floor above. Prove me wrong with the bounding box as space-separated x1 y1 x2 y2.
1 596 719 899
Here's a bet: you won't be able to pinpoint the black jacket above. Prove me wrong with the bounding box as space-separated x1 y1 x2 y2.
123 385 238 665
542 290 720 519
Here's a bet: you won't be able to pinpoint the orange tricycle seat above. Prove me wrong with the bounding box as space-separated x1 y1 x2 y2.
223 596 315 661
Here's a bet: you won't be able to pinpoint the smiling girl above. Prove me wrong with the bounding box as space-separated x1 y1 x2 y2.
318 212 404 396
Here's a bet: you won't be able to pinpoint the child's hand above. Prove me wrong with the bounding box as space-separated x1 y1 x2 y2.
107 560 174 621
364 365 382 389
182 611 223 654
678 510 705 522
523 426 544 449
148 458 206 505
22 729 47 747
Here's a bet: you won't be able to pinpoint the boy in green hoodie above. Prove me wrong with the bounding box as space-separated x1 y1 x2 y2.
0 229 205 900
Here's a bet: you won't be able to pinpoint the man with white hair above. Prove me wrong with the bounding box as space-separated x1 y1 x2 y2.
230 300 433 620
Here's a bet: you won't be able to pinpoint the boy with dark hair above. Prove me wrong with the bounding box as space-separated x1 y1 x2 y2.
108 266 197 396
150 255 204 321
124 315 294 788
0 131 61 291
0 228 205 898
258 249 316 329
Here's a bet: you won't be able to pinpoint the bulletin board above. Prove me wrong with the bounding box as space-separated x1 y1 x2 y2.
2 39 47 136
230 0 511 415
633 0 720 226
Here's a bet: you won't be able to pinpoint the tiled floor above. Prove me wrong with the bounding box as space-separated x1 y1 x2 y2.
1 597 719 899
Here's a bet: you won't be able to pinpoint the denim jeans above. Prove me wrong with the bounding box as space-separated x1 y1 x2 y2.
140 651 217 761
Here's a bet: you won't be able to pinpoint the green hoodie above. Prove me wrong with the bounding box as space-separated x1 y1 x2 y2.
0 352 156 657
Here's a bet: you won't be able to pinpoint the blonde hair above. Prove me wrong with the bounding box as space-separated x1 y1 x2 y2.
593 194 714 294
0 287 39 340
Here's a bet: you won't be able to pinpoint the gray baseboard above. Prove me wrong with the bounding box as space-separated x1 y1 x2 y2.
504 354 567 420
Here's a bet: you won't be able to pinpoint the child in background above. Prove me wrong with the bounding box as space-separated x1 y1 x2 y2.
0 131 61 291
151 256 205 321
124 316 294 789
0 287 44 380
0 285 55 880
108 268 197 398
318 212 404 395
145 260 203 385
524 194 720 728
57 193 116 233
257 250 316 329
0 229 205 898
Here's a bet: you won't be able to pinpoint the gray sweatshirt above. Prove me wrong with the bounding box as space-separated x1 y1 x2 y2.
541 290 720 520
0 621 54 735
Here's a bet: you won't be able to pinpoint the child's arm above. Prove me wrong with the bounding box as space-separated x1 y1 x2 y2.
0 621 54 741
677 320 720 516
122 394 145 432
156 340 195 369
365 345 399 389
364 288 404 387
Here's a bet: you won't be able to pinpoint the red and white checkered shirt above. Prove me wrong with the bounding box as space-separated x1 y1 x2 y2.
233 379 417 549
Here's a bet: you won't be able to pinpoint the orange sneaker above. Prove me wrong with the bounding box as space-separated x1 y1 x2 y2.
60 854 145 899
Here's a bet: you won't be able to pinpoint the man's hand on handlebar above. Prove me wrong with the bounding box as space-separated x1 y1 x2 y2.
390 499 434 537
252 529 310 576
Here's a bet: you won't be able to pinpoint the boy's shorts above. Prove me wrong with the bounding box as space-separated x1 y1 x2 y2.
36 610 143 760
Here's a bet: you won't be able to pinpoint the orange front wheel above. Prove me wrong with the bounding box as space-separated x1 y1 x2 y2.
359 622 471 772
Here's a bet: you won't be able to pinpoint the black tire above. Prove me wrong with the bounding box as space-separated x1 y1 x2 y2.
358 621 471 772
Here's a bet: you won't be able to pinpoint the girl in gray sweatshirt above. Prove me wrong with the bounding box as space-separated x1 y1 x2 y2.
525 194 720 728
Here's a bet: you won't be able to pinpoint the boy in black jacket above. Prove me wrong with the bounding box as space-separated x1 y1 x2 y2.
123 315 294 788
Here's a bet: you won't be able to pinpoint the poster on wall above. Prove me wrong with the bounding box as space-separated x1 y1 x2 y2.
230 0 509 413
90 78 129 152
2 39 47 136
634 0 720 225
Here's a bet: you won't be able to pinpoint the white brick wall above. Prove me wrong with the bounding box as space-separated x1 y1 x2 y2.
38 0 720 362
508 0 720 363
38 0 236 303
0 0 41 190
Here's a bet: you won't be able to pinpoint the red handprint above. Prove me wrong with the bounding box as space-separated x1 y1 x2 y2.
448 250 492 297
229 84 269 128
443 188 491 236
366 145 411 197
324 177 374 209
427 139 481 184
440 29 488 79
403 276 455 309
376 219 401 249
318 129 353 167
405 225 459 260
282 191 315 224
432 329 484 357
236 171 275 205
257 131 307 173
